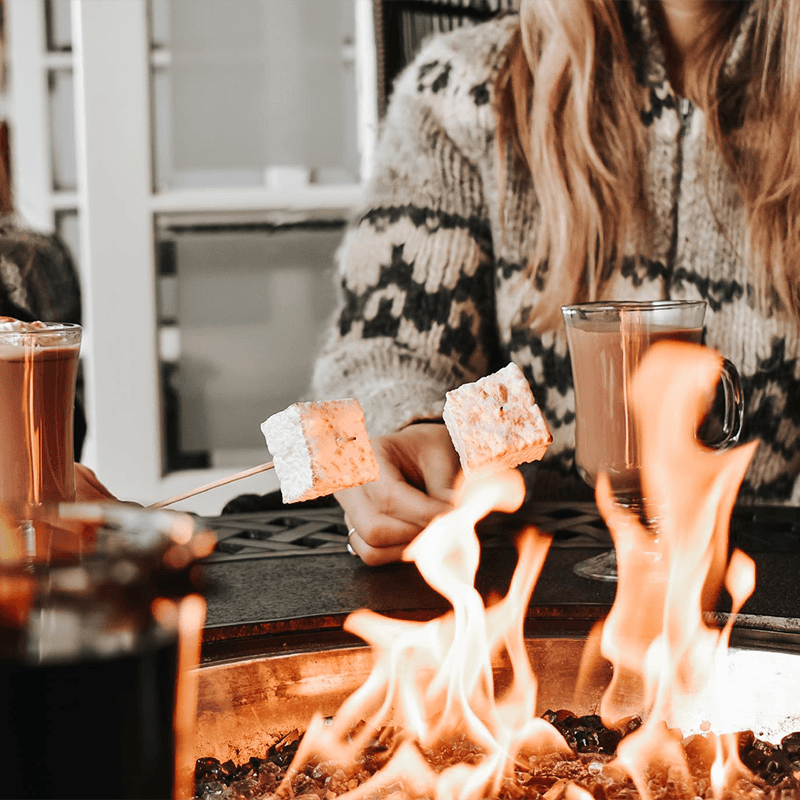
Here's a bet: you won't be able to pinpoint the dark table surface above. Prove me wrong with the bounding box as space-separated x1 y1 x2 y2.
196 500 800 657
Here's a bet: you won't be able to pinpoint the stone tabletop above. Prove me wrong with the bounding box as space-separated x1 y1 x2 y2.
196 501 800 653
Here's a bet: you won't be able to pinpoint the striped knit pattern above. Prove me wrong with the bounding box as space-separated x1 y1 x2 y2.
312 0 800 504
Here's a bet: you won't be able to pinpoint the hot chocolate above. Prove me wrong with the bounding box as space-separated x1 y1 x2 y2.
0 320 81 516
561 300 744 581
566 320 702 501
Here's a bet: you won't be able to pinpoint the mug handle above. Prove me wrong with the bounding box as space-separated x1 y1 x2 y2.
703 357 744 450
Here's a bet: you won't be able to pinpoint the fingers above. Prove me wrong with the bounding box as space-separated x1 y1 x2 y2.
368 470 453 529
419 456 459 505
337 423 462 567
344 523 406 567
73 464 143 507
338 481 447 548
345 509 425 550
389 422 460 505
337 476 450 566
74 463 117 501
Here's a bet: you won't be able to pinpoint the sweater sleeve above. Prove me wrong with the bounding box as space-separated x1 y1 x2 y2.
311 33 507 438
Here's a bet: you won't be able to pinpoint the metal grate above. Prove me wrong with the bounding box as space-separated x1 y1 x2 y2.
199 502 606 564
199 507 350 563
199 502 800 563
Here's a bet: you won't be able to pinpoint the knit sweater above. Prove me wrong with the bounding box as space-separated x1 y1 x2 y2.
311 0 800 504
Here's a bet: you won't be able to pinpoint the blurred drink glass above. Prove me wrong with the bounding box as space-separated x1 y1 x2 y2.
0 321 82 522
0 504 212 799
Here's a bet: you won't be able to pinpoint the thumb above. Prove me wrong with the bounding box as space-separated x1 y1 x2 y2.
421 455 460 506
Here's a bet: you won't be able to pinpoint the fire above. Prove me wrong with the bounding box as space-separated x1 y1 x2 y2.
0 501 31 627
154 594 208 800
590 342 758 799
282 470 567 800
273 341 760 799
0 501 24 561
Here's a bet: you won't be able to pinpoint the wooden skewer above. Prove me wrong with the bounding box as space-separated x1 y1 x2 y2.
149 461 275 509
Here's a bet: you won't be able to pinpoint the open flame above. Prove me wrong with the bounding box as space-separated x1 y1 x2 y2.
589 341 759 799
273 341 760 799
0 501 31 627
284 469 566 800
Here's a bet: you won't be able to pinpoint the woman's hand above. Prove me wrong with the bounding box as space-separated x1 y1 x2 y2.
74 463 118 502
335 422 460 566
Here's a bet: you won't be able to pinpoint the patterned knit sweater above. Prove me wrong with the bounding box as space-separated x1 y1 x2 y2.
312 0 800 504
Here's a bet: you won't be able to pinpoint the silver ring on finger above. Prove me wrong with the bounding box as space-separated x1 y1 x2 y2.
346 527 359 558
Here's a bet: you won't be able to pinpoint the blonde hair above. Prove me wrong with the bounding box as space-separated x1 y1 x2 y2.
497 0 800 331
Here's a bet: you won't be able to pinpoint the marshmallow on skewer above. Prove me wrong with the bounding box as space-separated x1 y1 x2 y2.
262 398 379 503
443 362 552 476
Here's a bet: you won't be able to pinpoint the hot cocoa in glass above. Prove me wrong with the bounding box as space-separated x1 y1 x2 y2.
565 306 703 505
0 320 81 520
561 300 743 581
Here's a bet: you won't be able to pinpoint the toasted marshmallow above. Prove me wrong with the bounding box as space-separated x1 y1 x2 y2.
443 362 552 476
262 398 380 503
0 317 57 333
0 317 78 347
0 317 29 333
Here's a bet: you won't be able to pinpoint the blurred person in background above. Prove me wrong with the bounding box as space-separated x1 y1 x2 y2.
311 0 800 564
0 159 113 502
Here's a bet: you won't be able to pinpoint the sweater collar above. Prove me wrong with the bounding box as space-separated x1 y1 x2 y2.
621 0 760 95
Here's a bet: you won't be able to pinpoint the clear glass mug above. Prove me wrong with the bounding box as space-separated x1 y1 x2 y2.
0 322 82 522
561 300 744 581
0 503 214 799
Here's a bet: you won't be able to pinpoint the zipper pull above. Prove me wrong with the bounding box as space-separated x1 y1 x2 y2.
679 97 692 124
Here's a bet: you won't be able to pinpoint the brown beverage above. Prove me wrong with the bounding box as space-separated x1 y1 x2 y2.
0 506 211 799
566 319 702 501
0 635 179 799
0 321 81 517
561 300 743 581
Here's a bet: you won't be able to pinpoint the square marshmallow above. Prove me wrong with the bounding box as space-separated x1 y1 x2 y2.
443 363 552 476
261 398 380 503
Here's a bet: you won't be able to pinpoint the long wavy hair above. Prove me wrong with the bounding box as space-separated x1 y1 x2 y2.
496 0 800 331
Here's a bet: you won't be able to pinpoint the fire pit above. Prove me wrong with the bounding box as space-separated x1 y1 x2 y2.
189 491 800 798
189 346 800 799
190 622 800 799
193 624 800 762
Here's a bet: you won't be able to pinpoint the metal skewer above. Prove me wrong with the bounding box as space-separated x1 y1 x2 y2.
149 461 275 509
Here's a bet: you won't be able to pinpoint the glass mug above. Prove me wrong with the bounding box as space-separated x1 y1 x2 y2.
561 300 744 581
0 504 212 799
0 321 82 524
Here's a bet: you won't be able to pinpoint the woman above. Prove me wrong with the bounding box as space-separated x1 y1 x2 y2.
312 0 800 564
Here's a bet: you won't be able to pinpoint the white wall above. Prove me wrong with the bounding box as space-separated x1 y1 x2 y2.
6 0 372 513
168 225 344 466
154 0 359 189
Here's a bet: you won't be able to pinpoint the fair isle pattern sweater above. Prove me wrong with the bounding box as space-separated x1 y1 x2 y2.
311 0 800 504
